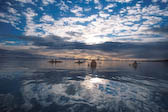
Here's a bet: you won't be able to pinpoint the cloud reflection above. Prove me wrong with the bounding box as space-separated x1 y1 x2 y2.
20 72 165 112
0 59 168 112
81 75 108 89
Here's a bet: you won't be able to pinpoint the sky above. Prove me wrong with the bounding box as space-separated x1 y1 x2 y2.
0 0 168 60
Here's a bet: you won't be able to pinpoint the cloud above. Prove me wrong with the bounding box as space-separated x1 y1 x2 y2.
106 0 132 3
94 0 100 4
99 11 110 18
0 0 168 60
23 8 40 36
0 18 9 23
66 31 83 37
152 0 158 2
8 7 17 14
104 4 116 12
6 2 12 6
42 0 55 5
57 0 69 12
0 0 168 45
94 0 102 10
150 26 168 35
0 35 168 59
162 0 168 3
86 0 92 4
0 10 21 30
17 1 167 45
152 0 168 3
15 0 35 5
40 15 55 23
71 6 83 16
84 7 92 12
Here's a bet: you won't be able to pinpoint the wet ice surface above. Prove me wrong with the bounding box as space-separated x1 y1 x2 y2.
0 58 168 112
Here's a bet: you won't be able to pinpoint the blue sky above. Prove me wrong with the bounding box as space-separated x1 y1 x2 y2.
0 0 168 59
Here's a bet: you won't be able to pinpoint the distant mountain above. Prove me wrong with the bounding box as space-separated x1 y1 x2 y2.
0 49 46 59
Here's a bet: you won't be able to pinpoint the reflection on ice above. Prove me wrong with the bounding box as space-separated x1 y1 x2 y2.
81 75 108 89
0 59 168 112
20 72 166 112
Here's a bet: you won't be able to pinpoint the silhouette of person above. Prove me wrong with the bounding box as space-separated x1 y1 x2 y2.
90 60 97 73
132 61 138 70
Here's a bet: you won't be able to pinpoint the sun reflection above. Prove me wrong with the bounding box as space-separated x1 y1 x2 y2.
81 75 108 89
90 77 105 84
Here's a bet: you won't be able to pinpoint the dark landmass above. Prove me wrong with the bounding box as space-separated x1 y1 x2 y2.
0 48 168 62
137 59 168 62
107 59 168 62
0 49 46 59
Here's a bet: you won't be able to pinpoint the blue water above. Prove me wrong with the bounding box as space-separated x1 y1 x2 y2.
0 58 168 112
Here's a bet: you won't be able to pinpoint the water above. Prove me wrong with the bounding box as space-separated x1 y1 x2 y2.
0 58 168 112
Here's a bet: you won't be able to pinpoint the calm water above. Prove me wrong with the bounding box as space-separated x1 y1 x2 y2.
0 58 168 112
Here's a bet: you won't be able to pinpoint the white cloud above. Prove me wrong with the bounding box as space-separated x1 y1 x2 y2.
94 0 100 4
40 15 55 23
153 0 168 2
7 7 21 16
15 0 35 5
143 16 162 25
8 7 17 14
20 1 168 44
23 5 167 44
6 2 12 6
71 6 83 13
0 10 21 30
0 12 6 18
99 11 110 18
152 0 158 2
39 7 44 11
104 4 116 12
104 4 116 10
117 0 132 3
24 8 37 21
71 6 83 16
42 0 55 5
23 8 40 36
0 18 9 23
84 8 92 12
162 0 167 3
58 0 69 12
95 5 102 10
106 0 132 3
67 0 72 4
122 21 134 26
94 0 102 10
86 0 92 4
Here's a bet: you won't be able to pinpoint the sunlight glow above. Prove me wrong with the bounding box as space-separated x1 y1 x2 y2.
84 36 111 45
90 77 105 84
81 75 108 89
